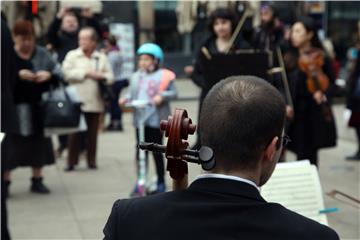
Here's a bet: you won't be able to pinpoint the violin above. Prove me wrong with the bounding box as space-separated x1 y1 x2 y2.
139 108 216 190
298 48 329 94
298 48 333 122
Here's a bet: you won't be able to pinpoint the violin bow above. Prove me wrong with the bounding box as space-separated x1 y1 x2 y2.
276 46 294 109
225 9 249 55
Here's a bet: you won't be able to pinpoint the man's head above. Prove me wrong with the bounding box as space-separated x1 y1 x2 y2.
260 4 276 29
78 27 98 53
200 76 286 186
61 13 79 33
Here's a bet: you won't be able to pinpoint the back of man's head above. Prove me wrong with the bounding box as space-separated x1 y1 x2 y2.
200 76 285 172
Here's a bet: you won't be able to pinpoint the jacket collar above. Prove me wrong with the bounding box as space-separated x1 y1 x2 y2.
74 47 101 59
187 177 266 202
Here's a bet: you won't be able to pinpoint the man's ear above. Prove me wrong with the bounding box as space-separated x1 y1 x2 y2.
263 137 279 163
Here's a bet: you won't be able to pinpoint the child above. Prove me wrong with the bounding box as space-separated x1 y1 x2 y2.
119 43 177 195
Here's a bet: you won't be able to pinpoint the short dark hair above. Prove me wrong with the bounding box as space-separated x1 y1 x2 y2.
200 76 286 171
80 26 99 42
208 8 237 36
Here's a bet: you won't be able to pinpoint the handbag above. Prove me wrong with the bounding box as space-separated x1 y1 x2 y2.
99 80 114 102
41 84 81 128
44 113 87 137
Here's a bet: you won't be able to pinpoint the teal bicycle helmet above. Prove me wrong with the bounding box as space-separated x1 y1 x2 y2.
137 43 164 64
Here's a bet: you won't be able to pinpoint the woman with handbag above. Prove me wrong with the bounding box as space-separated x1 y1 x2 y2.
287 17 337 167
2 20 62 195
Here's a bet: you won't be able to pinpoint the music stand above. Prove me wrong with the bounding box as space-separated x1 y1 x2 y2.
202 51 271 91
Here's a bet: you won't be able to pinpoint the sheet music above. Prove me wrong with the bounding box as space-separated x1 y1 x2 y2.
261 161 328 225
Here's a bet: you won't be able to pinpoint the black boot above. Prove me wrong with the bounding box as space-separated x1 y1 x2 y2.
30 177 50 194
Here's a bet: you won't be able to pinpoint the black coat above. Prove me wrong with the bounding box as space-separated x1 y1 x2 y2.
287 53 337 153
346 49 360 112
1 17 19 134
103 178 339 240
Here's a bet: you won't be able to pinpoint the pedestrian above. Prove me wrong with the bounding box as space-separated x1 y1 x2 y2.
104 35 128 131
2 20 62 194
47 6 102 156
62 27 114 171
1 12 19 240
119 43 177 196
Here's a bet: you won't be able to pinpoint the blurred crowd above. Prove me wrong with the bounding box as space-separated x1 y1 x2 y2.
1 1 360 239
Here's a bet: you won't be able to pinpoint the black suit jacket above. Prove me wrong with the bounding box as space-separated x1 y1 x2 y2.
103 178 339 240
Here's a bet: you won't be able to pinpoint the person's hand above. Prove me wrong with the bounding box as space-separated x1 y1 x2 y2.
35 71 52 83
153 95 163 106
118 98 127 107
81 7 93 18
19 69 36 82
313 91 327 105
286 105 294 119
57 7 70 19
184 65 194 75
86 71 104 81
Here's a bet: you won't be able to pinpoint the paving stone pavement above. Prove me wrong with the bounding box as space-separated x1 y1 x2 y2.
6 79 360 239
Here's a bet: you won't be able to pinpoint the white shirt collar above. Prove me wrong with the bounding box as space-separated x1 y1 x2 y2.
196 173 259 191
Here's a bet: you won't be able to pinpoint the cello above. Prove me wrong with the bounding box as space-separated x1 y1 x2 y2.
139 108 215 190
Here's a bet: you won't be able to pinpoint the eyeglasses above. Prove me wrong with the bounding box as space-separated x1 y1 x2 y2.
267 134 292 150
278 135 291 148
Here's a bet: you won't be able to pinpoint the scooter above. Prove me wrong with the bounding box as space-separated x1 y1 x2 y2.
125 100 156 197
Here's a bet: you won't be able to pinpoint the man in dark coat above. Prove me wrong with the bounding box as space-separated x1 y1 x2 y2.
103 76 339 240
1 12 18 240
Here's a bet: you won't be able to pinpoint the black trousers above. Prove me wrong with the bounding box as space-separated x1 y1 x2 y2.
355 126 360 153
135 127 164 184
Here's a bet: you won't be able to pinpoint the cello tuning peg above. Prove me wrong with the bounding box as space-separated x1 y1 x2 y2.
199 146 216 170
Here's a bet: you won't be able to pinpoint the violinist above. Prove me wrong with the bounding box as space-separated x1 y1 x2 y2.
287 17 337 166
103 76 339 240
188 8 251 149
